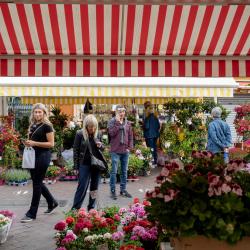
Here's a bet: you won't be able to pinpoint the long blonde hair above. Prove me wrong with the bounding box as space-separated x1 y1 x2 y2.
82 114 98 140
29 103 53 132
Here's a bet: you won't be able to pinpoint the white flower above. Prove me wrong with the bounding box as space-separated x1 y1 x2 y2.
83 228 89 233
102 135 108 140
164 142 171 148
84 236 93 242
103 233 112 239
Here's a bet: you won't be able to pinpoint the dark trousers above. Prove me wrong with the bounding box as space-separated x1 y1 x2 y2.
146 137 158 164
72 164 100 211
26 151 56 219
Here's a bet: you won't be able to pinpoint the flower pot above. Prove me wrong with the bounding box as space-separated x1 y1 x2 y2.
171 236 250 250
234 142 243 149
0 219 12 244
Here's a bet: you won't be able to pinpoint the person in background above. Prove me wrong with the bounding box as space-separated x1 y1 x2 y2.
72 114 106 211
143 102 160 167
207 107 232 163
21 103 58 223
108 105 133 200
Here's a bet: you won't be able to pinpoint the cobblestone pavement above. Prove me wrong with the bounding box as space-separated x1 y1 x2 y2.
0 168 172 250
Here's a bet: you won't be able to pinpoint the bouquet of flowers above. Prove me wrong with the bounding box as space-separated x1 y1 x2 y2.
146 151 250 245
54 207 121 250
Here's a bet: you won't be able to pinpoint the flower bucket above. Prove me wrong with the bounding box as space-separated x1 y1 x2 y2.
0 220 12 244
171 236 250 250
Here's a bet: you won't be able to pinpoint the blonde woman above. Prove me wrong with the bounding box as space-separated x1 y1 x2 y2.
72 114 107 210
21 103 58 222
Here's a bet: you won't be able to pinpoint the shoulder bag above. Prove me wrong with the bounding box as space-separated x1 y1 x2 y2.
87 140 107 172
22 124 45 169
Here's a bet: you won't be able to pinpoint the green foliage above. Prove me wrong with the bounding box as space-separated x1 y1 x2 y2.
4 169 30 182
128 154 144 176
63 126 79 150
2 141 22 168
102 206 119 218
15 116 29 139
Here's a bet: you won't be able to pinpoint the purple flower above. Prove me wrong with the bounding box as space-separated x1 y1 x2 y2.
112 231 124 241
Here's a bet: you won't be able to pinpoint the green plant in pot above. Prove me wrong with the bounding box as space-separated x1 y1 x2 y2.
4 169 30 183
146 151 250 246
128 154 144 177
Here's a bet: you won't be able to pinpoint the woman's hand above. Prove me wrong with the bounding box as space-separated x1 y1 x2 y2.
24 140 36 147
96 141 102 148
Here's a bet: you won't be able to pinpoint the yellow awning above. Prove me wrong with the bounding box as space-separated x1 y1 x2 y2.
21 97 203 105
1 86 233 98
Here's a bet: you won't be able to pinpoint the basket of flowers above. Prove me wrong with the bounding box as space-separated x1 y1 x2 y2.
0 210 14 244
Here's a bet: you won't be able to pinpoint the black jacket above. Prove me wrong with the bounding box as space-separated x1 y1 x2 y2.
73 130 107 170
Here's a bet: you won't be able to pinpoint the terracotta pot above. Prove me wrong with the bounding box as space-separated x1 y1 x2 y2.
171 236 250 250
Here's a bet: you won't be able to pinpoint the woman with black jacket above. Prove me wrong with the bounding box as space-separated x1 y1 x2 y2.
72 114 107 211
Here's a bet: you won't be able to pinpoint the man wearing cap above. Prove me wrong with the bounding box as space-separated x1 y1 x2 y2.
207 107 232 158
108 105 133 200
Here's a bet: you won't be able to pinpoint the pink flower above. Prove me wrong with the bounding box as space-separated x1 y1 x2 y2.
130 235 139 241
114 214 121 221
164 189 179 202
208 173 220 185
221 183 231 194
112 231 124 241
232 184 243 196
224 176 232 182
56 247 67 250
160 167 169 177
88 209 98 217
54 221 66 231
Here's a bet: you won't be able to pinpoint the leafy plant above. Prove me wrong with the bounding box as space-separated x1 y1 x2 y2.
4 169 30 182
45 165 61 178
146 151 250 245
128 154 144 176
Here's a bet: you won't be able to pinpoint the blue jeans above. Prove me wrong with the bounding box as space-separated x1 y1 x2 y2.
72 164 100 210
110 152 129 193
146 138 158 164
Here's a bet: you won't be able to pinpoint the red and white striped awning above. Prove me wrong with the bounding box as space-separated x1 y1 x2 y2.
0 59 249 77
0 3 249 77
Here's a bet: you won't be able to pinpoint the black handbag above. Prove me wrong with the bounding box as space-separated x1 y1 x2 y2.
87 140 107 172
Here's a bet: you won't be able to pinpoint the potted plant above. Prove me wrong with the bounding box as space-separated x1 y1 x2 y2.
134 146 152 176
0 210 14 244
4 169 30 186
128 154 144 181
60 160 78 181
44 165 61 184
146 151 250 250
54 207 121 250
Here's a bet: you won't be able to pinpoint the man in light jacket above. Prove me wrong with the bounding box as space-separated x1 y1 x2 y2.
207 107 232 156
108 105 133 200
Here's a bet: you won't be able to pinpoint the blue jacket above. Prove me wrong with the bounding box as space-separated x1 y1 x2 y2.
207 118 232 154
143 114 160 139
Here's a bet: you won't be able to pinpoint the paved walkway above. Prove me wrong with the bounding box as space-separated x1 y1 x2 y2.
0 168 172 250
